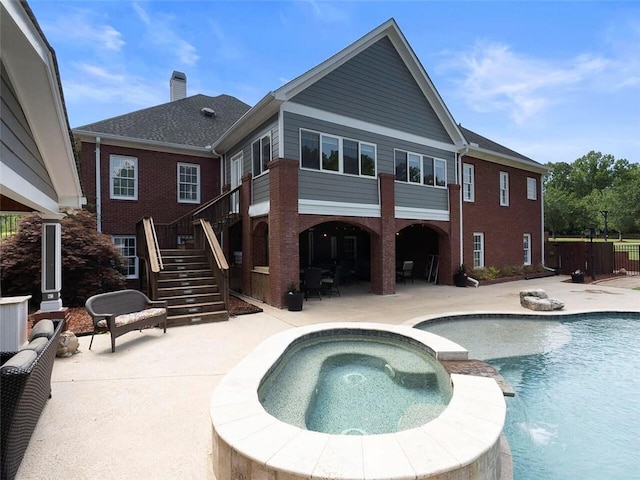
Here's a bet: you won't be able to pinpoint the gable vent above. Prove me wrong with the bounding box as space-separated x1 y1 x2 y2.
201 107 216 117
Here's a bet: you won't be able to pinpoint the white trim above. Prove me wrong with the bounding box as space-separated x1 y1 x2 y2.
177 162 201 204
299 199 380 217
249 201 270 217
0 164 60 214
499 171 509 207
462 163 475 202
395 206 449 222
252 133 272 177
109 155 138 200
527 177 537 200
473 232 485 269
112 235 138 279
523 233 532 266
278 107 285 159
284 102 459 153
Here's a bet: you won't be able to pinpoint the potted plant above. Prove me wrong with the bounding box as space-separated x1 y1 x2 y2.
285 282 304 311
454 264 468 287
571 269 585 283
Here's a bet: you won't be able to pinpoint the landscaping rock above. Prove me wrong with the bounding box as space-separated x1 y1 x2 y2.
519 289 564 311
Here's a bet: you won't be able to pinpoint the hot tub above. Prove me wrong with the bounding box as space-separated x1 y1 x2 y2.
210 323 507 480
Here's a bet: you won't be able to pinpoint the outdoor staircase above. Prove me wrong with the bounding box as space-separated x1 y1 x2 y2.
156 249 229 327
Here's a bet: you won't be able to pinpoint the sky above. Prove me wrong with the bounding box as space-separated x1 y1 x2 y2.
29 0 640 165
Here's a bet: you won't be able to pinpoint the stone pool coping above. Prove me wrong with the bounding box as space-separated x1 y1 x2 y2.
210 322 507 480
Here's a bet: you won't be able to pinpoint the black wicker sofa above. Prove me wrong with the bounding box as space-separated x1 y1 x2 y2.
1 318 64 480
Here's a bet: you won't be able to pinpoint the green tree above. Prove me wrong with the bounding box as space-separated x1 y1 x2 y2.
544 152 639 235
0 210 125 306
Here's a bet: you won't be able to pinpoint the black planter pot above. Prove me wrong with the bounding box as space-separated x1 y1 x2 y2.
571 273 585 283
454 273 468 287
285 291 304 311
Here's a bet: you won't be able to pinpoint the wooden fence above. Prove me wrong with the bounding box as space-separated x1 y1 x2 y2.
545 241 615 276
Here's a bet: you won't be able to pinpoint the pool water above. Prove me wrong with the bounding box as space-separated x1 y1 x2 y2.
306 353 445 434
259 335 450 434
418 314 640 480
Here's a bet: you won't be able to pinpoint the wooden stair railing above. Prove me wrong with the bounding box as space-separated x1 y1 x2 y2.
194 219 229 313
153 185 242 250
136 217 164 299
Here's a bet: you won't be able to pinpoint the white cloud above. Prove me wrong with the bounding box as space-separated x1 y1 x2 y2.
132 3 200 67
63 62 164 119
442 42 610 124
40 10 125 52
303 0 349 23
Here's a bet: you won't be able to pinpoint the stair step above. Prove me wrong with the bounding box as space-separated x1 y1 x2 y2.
161 249 205 255
162 263 209 271
158 285 218 296
159 270 212 280
167 301 226 316
167 310 229 327
162 293 222 306
158 277 216 288
162 256 207 264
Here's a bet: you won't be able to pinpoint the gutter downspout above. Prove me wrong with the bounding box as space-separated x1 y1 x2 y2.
95 136 102 232
457 147 468 265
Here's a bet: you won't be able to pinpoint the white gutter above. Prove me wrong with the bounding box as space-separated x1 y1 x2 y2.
457 147 468 265
74 130 212 155
95 136 101 232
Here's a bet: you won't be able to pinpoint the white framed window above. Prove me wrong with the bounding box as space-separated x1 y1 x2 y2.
527 177 537 200
463 163 475 202
499 171 509 206
177 163 200 203
252 134 271 177
523 233 532 265
394 149 447 188
300 129 376 177
110 155 137 200
112 236 138 279
473 232 485 269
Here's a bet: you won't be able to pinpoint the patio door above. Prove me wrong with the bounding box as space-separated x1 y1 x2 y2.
230 153 242 214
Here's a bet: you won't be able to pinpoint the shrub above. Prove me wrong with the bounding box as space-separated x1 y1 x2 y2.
470 266 500 280
0 210 125 307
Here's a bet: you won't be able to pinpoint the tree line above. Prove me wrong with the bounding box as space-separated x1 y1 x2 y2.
544 151 640 237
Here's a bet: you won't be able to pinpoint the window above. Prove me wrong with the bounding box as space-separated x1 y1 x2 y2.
177 163 200 203
463 163 475 202
322 135 339 172
499 171 509 206
110 155 137 200
473 233 484 269
252 135 271 177
300 129 376 177
394 149 447 188
523 233 532 265
113 236 138 279
527 177 537 200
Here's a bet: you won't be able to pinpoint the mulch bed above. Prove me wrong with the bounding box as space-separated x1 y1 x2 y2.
29 294 263 337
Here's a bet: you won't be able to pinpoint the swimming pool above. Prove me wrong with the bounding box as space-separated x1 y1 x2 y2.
211 323 506 480
415 312 640 479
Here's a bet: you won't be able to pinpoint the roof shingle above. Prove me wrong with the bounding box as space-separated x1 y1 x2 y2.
74 94 250 148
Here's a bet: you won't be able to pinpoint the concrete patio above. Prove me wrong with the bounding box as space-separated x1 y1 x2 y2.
16 275 639 479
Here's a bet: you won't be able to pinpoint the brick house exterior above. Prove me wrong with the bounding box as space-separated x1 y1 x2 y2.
211 19 548 307
73 83 250 283
73 22 547 309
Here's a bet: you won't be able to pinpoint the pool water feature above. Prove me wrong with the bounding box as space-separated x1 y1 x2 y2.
259 337 450 435
414 312 640 480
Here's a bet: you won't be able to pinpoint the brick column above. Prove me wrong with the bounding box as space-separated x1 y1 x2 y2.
268 158 300 308
446 183 462 285
241 173 253 297
371 173 396 295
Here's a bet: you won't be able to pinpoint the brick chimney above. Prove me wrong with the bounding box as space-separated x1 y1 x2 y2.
170 71 186 101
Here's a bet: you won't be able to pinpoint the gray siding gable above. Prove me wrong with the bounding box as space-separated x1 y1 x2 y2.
291 37 452 144
1 62 56 201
